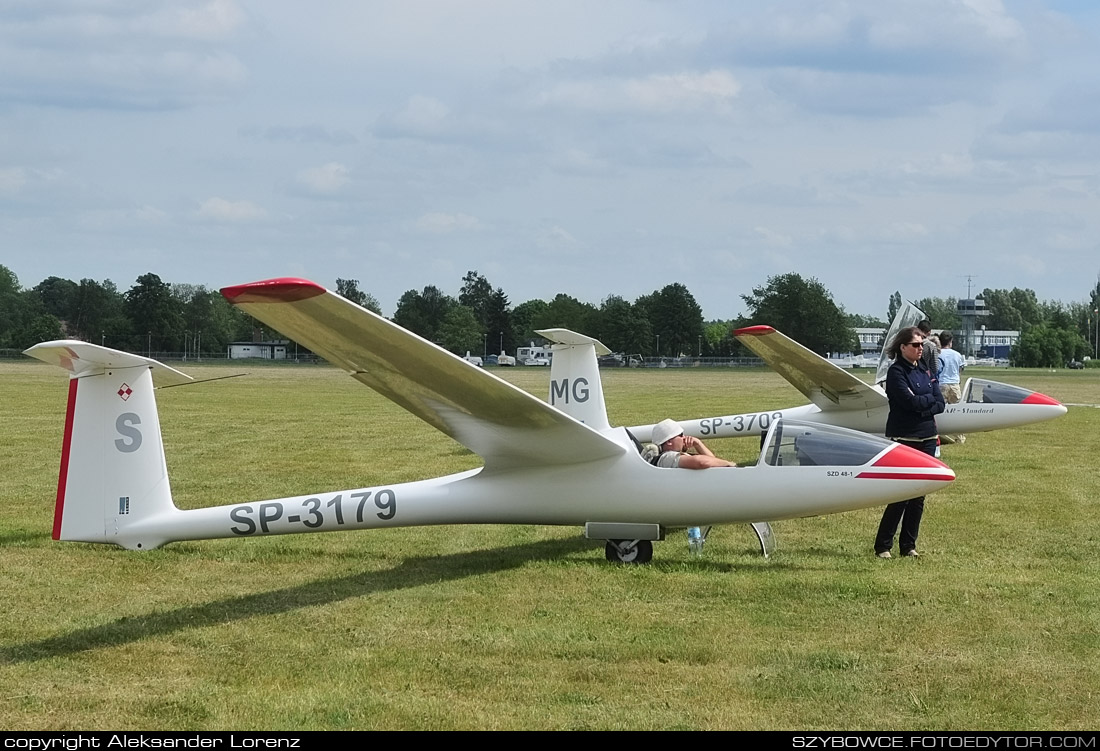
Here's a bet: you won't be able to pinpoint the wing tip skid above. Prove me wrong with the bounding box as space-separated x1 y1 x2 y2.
221 277 326 304
734 325 775 337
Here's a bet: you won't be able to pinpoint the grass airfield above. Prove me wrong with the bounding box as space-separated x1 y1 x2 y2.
1 360 1097 731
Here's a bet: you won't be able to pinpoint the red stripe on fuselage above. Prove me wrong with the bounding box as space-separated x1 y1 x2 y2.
872 445 948 469
53 378 78 540
220 278 326 304
857 471 955 482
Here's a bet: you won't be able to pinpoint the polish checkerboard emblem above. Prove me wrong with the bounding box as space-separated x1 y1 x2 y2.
118 383 132 401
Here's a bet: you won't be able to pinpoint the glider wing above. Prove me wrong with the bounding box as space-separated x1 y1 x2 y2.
735 326 887 412
222 278 626 471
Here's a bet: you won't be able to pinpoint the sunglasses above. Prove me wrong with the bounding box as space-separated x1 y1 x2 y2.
905 342 924 348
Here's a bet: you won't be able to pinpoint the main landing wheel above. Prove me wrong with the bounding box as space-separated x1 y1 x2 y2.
605 539 653 564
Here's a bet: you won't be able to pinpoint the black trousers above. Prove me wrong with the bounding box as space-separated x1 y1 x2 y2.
875 438 938 554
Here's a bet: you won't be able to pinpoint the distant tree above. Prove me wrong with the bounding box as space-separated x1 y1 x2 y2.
980 288 1043 331
648 283 704 357
459 271 494 330
596 295 652 355
914 297 961 331
512 299 549 347
0 265 26 347
335 278 382 315
484 288 514 355
30 276 79 325
21 312 64 348
169 284 258 354
704 320 738 357
533 294 597 334
71 279 128 344
1012 323 1087 367
437 305 483 355
124 273 184 353
887 291 902 324
393 285 456 341
742 273 857 354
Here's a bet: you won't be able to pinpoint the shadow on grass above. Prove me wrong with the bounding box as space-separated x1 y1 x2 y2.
2 535 593 664
0 529 51 546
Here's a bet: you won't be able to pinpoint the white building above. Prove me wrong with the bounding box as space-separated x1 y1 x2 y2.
228 342 288 360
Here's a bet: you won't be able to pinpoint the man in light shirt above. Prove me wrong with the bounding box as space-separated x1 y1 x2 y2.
937 331 967 444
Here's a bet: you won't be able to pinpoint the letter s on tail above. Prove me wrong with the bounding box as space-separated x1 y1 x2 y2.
24 341 191 549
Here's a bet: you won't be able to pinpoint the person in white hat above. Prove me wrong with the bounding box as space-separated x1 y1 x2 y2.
650 418 737 469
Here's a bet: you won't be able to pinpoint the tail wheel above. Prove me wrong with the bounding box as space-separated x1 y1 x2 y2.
605 539 653 564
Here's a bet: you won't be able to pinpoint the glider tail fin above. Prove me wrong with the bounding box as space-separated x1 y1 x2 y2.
24 341 190 549
537 329 612 431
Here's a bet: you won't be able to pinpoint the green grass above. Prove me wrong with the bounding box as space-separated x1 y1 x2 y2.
1 362 1098 730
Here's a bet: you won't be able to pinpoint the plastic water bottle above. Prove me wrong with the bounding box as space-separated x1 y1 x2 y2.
687 526 704 556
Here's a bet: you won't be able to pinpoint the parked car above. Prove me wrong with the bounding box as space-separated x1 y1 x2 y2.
1068 359 1084 370
524 357 549 366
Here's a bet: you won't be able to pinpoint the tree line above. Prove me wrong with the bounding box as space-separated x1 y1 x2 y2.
1 263 1096 367
884 283 1100 368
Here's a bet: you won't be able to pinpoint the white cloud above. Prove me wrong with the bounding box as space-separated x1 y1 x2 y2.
0 1 249 109
168 0 248 40
298 162 350 194
414 212 485 234
77 205 170 230
376 96 451 137
535 226 580 250
535 70 740 114
197 198 267 221
1006 253 1046 276
753 226 793 248
0 168 27 196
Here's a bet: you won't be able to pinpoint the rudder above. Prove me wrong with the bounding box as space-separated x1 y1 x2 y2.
26 341 189 548
537 328 612 431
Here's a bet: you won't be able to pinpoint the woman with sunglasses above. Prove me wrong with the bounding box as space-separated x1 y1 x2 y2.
874 326 945 559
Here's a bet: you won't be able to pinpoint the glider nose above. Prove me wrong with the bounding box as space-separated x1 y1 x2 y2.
858 442 956 484
1022 391 1068 417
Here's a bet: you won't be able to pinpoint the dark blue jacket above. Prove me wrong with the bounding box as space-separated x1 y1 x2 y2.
884 357 944 439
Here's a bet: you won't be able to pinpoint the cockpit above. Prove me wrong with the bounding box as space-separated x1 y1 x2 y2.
760 420 894 468
962 378 1062 406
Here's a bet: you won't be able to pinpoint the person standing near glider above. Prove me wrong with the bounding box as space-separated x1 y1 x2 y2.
937 331 967 445
874 327 945 559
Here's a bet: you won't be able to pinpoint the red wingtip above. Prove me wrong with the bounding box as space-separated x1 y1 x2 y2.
220 278 326 304
1021 392 1062 406
734 325 775 336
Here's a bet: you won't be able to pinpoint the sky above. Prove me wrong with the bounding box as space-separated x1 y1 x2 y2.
2 0 1098 320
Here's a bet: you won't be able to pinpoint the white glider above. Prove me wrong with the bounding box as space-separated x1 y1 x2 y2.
25 278 956 563
628 326 1066 444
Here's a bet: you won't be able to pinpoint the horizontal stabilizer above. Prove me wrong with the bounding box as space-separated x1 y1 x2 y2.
537 329 612 355
24 340 192 387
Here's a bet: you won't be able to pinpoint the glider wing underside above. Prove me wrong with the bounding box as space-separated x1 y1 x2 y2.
735 326 887 412
222 278 625 471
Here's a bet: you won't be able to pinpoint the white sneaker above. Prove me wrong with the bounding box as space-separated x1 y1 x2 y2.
876 551 891 559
